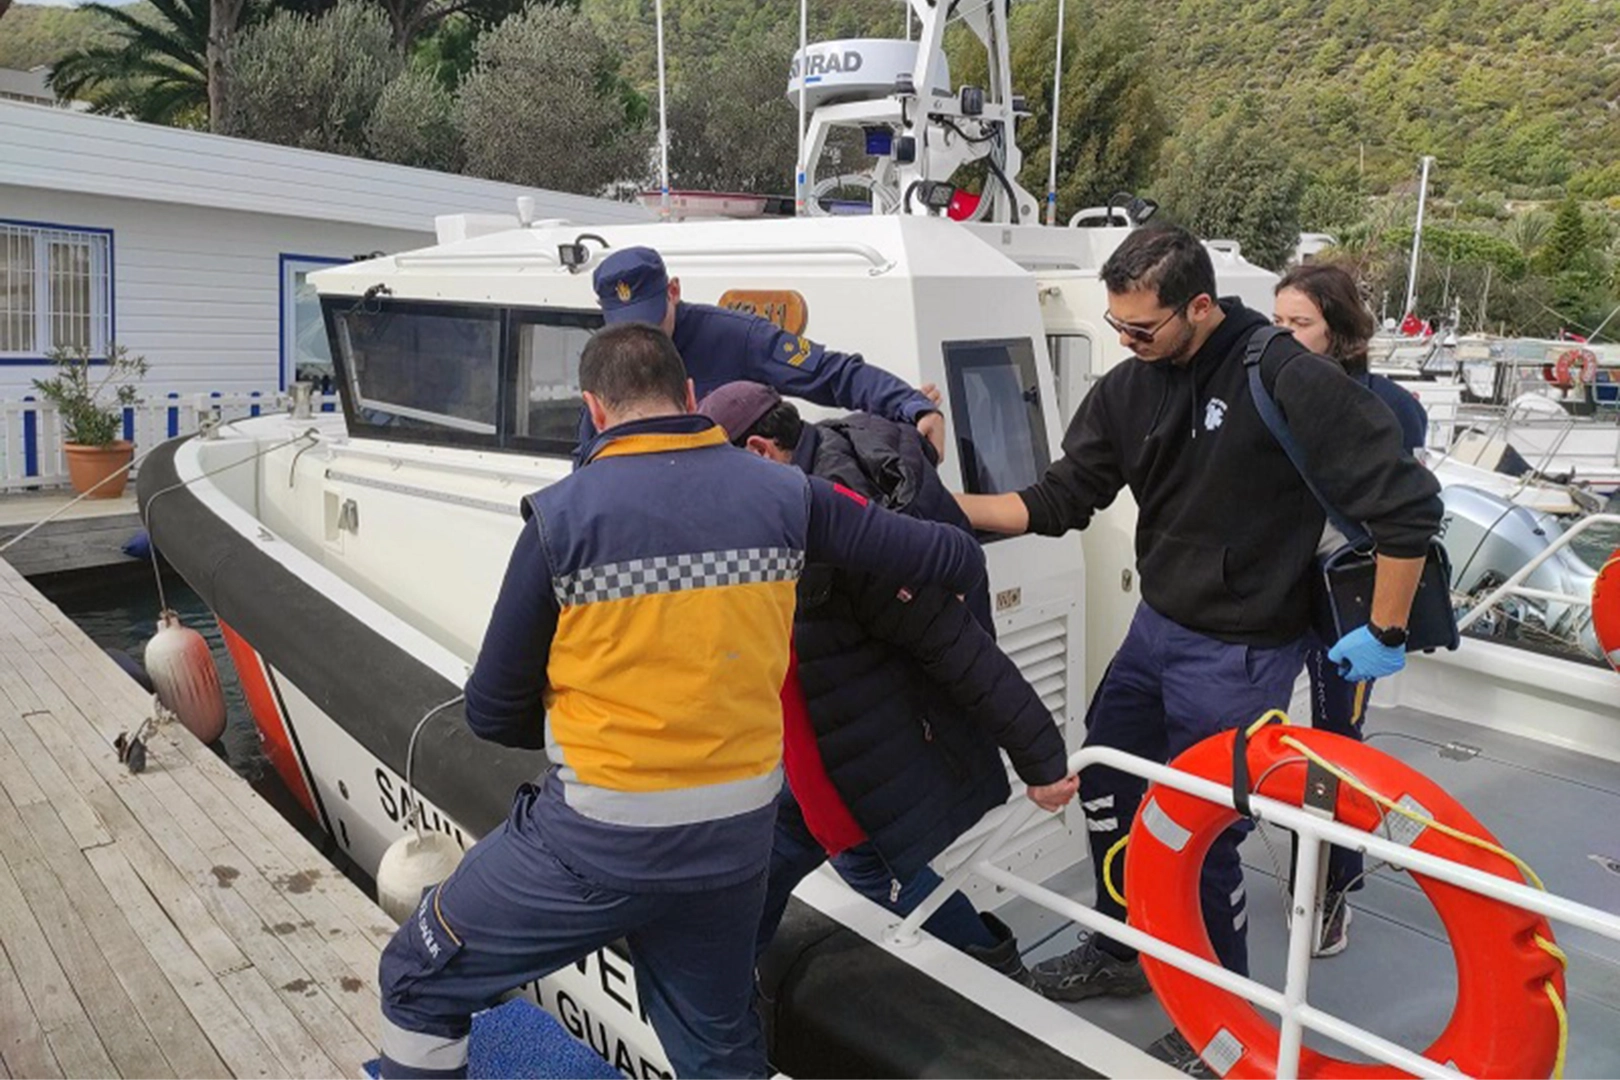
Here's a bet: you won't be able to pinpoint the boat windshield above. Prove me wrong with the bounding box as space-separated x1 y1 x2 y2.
324 297 600 454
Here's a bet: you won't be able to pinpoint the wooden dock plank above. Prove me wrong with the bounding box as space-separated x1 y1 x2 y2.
0 813 93 1042
217 967 342 1080
0 794 171 1079
29 607 398 962
0 923 61 1080
141 762 383 1030
124 766 376 1072
85 844 282 1080
16 800 227 1080
0 555 388 1079
0 706 111 849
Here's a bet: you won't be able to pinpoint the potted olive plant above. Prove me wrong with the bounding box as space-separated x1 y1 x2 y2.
32 343 148 498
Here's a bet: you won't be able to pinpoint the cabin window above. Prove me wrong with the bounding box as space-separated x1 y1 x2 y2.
328 299 501 446
508 311 600 453
0 220 113 359
280 255 343 391
944 337 1051 496
1045 333 1094 422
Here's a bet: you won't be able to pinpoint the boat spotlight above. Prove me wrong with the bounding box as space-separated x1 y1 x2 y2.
1108 191 1159 226
558 232 610 274
913 180 957 214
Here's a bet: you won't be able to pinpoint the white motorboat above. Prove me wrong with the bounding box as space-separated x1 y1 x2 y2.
137 3 1620 1075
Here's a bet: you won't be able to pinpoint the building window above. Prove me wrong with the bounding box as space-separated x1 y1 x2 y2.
0 220 113 359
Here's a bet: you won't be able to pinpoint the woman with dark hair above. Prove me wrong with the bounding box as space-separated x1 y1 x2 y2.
1273 262 1429 958
1275 264 1428 446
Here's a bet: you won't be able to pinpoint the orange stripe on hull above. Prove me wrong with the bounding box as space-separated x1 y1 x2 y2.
218 619 319 821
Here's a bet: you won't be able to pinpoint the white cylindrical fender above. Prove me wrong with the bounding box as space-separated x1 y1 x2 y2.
145 610 227 744
377 831 464 924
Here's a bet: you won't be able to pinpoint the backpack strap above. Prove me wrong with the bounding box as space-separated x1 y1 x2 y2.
1243 327 1371 548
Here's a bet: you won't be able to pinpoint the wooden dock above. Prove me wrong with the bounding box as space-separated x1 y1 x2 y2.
0 555 390 1078
0 492 144 578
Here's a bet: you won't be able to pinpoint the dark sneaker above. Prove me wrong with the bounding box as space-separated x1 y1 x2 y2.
964 912 1034 988
1314 893 1352 958
1028 932 1150 1002
1148 1029 1218 1078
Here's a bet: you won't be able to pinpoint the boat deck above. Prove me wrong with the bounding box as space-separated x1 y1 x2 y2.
998 703 1620 1078
0 555 390 1078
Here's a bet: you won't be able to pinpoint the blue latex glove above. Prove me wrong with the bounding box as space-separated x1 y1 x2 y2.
1327 625 1406 682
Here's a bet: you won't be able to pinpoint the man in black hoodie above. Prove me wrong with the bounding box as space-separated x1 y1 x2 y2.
959 226 1441 1068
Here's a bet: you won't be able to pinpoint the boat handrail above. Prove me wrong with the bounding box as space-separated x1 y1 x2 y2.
656 243 897 275
1455 511 1620 631
391 241 898 276
891 742 1620 1080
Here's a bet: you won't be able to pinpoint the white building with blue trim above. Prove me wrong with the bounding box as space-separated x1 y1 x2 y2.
0 101 649 398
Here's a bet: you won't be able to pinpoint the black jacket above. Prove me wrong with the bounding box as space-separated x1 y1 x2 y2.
791 414 1068 882
1019 300 1443 646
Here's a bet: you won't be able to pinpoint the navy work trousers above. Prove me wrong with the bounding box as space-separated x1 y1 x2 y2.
1082 603 1304 976
1301 636 1372 894
754 792 996 959
377 785 768 1080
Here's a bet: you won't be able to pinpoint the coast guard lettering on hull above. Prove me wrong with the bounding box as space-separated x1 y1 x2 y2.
527 948 673 1080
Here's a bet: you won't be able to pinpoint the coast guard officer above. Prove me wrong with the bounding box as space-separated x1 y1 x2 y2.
376 323 987 1080
590 246 946 461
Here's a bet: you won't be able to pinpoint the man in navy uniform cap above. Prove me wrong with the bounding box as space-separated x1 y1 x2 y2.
592 245 946 460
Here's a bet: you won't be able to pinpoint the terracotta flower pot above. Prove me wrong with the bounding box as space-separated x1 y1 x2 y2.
63 440 135 498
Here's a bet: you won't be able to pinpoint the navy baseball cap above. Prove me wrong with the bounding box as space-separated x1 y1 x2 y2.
593 247 670 325
698 382 782 444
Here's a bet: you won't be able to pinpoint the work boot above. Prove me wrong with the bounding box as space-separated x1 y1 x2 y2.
1028 931 1150 1002
964 912 1033 987
1147 1030 1218 1079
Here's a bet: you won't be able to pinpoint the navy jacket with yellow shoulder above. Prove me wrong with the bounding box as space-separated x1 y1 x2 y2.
465 414 985 888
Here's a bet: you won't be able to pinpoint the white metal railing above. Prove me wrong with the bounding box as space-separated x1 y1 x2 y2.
0 390 341 491
1455 511 1620 631
890 743 1620 1080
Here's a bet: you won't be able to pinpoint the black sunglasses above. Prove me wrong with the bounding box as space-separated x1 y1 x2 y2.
1104 299 1194 344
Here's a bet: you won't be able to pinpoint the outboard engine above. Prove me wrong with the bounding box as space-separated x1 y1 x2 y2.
1440 485 1600 657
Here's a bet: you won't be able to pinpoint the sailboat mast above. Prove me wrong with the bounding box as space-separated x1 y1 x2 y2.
795 0 809 215
1045 0 1065 226
655 0 670 220
1402 154 1434 318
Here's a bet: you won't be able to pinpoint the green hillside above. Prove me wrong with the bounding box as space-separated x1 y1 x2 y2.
6 0 1619 200
1143 0 1620 197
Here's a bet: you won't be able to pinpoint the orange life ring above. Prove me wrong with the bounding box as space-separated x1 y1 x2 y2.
1125 724 1566 1079
1591 550 1620 672
1553 348 1598 388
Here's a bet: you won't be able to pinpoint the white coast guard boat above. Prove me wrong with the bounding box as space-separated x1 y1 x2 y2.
138 1 1620 1075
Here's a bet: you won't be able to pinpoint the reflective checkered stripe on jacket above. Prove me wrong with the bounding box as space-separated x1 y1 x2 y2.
531 429 811 827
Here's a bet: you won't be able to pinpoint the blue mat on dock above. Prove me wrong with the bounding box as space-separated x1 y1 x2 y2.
363 999 619 1079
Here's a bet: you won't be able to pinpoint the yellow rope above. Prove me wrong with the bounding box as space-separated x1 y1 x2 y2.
1103 834 1129 907
1276 732 1568 1078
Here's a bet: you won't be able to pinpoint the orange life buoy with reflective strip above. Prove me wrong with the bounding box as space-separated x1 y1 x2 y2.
1124 724 1566 1079
1591 550 1620 673
1553 348 1598 389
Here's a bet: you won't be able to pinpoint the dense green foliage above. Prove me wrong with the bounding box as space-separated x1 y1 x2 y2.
44 0 212 124
9 0 1620 334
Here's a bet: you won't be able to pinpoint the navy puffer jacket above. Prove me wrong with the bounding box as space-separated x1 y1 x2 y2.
791 414 1068 882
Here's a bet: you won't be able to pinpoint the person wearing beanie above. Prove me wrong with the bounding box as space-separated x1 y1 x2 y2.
699 380 1076 984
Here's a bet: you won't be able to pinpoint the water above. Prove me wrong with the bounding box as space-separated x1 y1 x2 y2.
1571 519 1620 570
32 562 324 844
